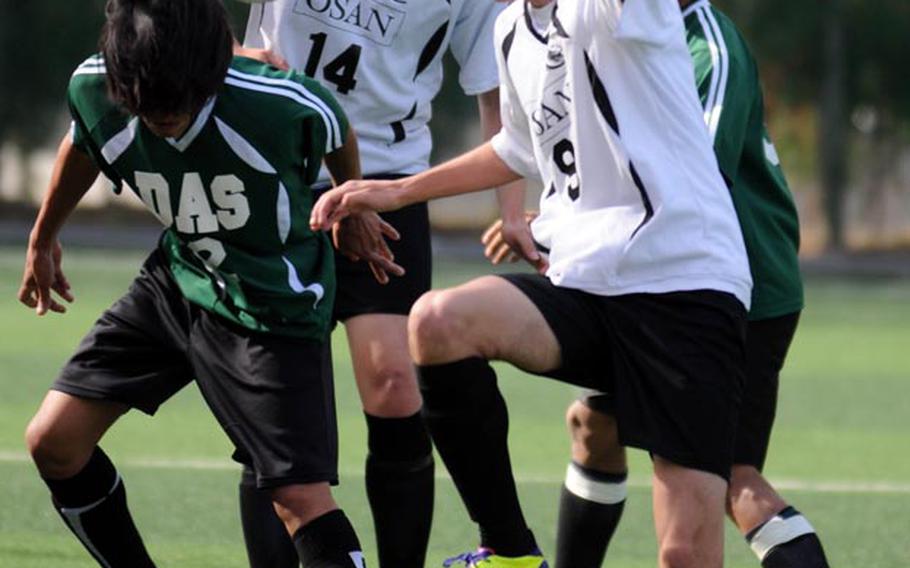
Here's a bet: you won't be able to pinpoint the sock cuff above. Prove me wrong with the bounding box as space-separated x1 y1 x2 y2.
293 509 364 567
564 462 628 505
365 411 432 461
747 510 816 560
43 447 120 508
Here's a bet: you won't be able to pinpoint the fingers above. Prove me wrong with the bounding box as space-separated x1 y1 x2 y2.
484 230 507 261
18 281 38 309
491 242 514 265
53 272 75 303
379 219 400 241
368 262 390 285
366 254 405 279
481 218 504 247
35 282 67 316
310 191 348 231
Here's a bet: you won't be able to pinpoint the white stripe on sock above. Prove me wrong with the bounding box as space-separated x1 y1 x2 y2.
58 474 122 568
564 463 627 505
749 514 816 560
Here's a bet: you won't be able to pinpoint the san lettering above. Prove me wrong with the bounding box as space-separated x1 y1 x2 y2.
531 89 572 137
302 0 398 38
133 171 251 234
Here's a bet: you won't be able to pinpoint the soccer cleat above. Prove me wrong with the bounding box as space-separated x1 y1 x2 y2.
443 548 549 568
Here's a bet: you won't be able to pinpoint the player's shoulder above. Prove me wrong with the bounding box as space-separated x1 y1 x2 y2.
224 57 339 116
68 54 109 102
494 1 523 50
685 2 754 60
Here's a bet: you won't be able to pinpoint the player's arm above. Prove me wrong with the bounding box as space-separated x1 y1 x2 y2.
477 88 542 270
323 125 404 283
19 134 100 315
693 24 754 181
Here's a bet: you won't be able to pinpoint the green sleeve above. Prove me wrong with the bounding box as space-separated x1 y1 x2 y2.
690 19 758 183
295 73 350 153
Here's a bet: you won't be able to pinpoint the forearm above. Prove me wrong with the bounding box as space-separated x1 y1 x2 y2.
324 126 362 186
394 142 521 207
478 88 527 222
30 135 100 247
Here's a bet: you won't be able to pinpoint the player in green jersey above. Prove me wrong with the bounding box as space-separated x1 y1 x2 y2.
17 1 394 566
483 2 829 567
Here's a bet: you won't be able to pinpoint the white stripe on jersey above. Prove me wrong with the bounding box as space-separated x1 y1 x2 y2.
696 5 729 140
225 68 342 153
214 116 278 174
100 117 139 164
166 97 216 152
72 65 106 77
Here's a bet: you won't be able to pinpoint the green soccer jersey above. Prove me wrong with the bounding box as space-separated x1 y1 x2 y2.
67 55 349 339
684 0 804 320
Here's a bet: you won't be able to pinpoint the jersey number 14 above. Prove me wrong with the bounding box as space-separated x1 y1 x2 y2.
304 33 361 94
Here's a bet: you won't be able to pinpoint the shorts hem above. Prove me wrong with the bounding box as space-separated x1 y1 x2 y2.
50 383 157 416
255 473 340 489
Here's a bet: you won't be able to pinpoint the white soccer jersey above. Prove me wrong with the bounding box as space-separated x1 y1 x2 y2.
244 0 503 183
491 0 752 308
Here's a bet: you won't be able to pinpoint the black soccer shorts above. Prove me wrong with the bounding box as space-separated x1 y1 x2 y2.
315 174 432 323
501 273 748 480
53 250 339 488
580 312 800 471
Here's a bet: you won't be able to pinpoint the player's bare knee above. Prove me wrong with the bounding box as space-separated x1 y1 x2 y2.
25 418 83 478
409 291 469 364
659 542 699 568
361 365 421 416
271 483 337 529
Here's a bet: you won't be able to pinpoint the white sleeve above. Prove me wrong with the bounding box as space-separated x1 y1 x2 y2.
449 0 504 95
489 15 538 180
242 3 272 49
594 0 682 47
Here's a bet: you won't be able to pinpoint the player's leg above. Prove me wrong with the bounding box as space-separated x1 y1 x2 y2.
555 397 628 568
411 274 577 562
344 313 434 568
193 313 365 568
729 314 830 568
23 253 193 568
652 458 727 568
24 392 156 568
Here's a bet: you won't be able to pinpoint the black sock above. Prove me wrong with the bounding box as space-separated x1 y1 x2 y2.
42 447 155 568
419 358 536 557
364 412 434 568
239 465 299 568
555 462 627 568
293 509 365 568
746 506 830 568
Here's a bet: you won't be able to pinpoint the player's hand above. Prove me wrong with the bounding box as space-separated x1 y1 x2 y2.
332 212 405 284
481 211 548 274
18 240 74 316
233 45 290 71
310 179 404 231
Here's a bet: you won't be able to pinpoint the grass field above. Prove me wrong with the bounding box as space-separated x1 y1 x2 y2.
0 245 908 567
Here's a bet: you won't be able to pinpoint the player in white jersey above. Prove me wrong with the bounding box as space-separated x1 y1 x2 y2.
310 1 752 566
237 2 517 567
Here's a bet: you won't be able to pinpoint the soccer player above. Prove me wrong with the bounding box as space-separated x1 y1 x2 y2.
543 2 832 567
237 2 517 567
310 1 753 567
18 0 392 566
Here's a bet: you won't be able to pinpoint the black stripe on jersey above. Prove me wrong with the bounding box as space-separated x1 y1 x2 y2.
551 4 570 38
414 21 450 80
523 0 549 45
583 51 619 135
629 163 654 238
390 103 418 144
584 51 654 239
502 21 518 61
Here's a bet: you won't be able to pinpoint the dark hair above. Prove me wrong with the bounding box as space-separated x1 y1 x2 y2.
100 0 233 116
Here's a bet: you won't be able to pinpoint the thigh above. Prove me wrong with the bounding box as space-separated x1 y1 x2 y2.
652 456 726 568
53 251 194 415
410 274 565 374
189 315 338 489
343 313 421 416
734 312 800 470
333 201 432 321
495 273 611 384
